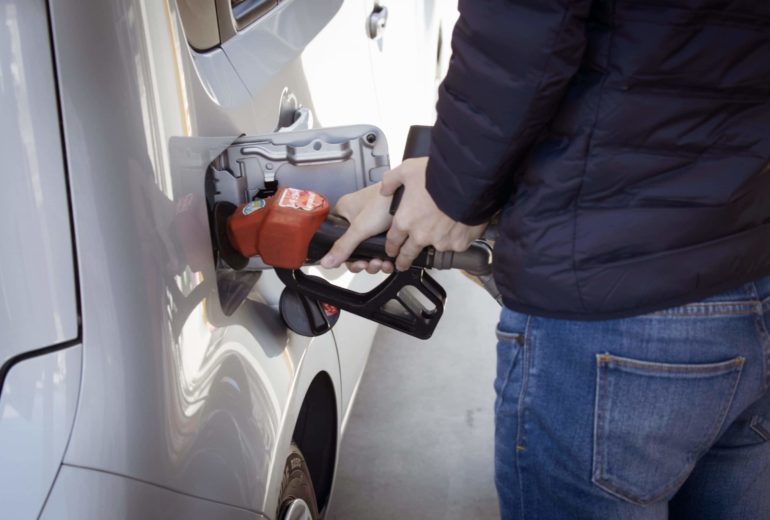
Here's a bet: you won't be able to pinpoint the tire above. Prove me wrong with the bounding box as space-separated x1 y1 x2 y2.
277 443 320 520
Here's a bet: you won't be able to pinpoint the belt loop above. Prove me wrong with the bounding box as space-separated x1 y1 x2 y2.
747 281 761 302
754 275 770 302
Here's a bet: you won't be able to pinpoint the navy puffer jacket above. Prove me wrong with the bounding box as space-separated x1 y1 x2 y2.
427 0 770 319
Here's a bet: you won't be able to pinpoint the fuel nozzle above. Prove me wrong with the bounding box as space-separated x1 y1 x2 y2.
225 187 330 269
211 186 492 339
215 187 493 277
209 124 498 339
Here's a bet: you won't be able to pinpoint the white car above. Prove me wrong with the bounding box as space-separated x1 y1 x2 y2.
0 1 452 518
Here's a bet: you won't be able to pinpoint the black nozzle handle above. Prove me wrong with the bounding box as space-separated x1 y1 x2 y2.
276 266 446 340
308 215 492 276
389 125 432 215
389 188 404 216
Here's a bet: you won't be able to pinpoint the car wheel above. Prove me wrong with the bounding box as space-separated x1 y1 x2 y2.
277 443 320 520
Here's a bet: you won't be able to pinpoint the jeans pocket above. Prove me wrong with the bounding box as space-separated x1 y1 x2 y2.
592 353 745 505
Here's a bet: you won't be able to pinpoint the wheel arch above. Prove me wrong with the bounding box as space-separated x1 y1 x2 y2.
292 371 338 513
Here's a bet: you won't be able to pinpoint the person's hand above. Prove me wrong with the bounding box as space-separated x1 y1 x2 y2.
320 183 396 274
381 158 487 271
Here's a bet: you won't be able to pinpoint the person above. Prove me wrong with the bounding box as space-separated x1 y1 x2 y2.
320 0 770 518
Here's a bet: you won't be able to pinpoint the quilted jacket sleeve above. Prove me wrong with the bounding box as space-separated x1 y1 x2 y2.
426 0 591 225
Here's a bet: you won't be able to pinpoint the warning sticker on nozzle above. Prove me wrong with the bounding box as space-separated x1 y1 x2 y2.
278 188 324 212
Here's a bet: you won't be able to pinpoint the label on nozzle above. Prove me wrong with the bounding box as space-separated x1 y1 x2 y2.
242 199 266 216
321 302 339 317
278 188 323 212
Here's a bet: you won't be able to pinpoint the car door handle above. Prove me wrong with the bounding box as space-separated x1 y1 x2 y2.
367 4 388 40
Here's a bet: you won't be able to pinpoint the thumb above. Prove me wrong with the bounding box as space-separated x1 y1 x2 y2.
333 193 361 221
380 168 404 196
320 225 365 268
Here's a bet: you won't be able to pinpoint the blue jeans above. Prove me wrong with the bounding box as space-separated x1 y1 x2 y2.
494 277 770 519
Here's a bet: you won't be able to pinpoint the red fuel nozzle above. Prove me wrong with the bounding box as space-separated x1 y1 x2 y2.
224 186 492 275
227 187 329 269
215 184 492 340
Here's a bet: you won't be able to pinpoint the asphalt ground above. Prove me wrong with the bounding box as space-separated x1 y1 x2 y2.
327 270 502 519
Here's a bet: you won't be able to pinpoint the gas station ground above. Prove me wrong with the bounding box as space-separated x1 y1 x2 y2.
327 271 501 520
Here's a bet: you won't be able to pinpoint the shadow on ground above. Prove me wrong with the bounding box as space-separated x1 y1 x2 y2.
327 271 501 520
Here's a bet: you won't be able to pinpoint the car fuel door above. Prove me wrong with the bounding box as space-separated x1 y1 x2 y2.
208 125 389 211
205 124 391 314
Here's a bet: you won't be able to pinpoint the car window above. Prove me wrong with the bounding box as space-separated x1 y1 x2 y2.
177 0 278 51
231 0 277 30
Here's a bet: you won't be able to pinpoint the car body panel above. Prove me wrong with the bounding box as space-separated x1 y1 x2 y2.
366 0 442 158
41 465 266 520
1 0 447 516
44 0 382 514
222 0 343 98
0 345 82 519
297 1 382 131
330 272 385 418
0 0 78 368
49 109 339 511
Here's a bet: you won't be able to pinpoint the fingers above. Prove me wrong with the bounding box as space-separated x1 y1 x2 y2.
380 167 404 196
345 259 394 274
347 260 368 273
385 223 408 257
334 183 375 220
333 197 355 221
320 225 366 268
395 237 424 271
365 259 383 274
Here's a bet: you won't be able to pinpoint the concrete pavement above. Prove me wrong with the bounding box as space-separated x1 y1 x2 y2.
327 271 502 519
